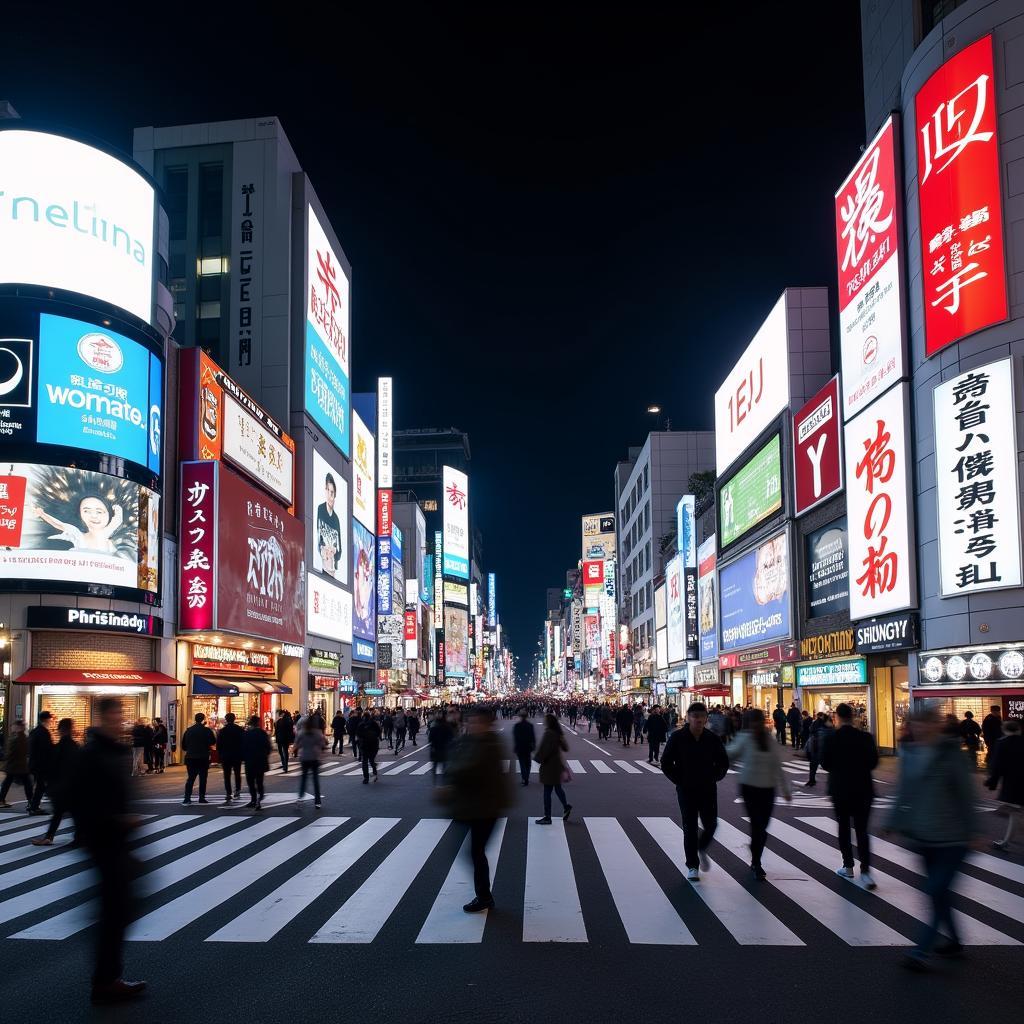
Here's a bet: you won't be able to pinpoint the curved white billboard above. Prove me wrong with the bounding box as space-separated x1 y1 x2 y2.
0 130 155 324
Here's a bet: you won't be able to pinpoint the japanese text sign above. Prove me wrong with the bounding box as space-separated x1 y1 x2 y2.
793 375 844 516
179 461 216 631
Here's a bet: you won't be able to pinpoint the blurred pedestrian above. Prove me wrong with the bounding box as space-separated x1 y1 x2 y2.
772 705 787 745
987 718 1023 851
804 712 833 787
181 712 216 805
960 710 982 770
660 702 729 881
274 709 295 772
242 715 271 810
358 711 382 783
347 708 362 759
534 713 572 823
0 719 32 809
294 716 327 808
408 710 421 747
644 705 668 764
32 717 79 846
27 710 54 813
394 708 408 754
151 718 168 773
71 697 146 1003
331 710 346 755
732 708 791 879
787 704 802 749
512 707 536 786
887 705 980 970
428 709 455 785
217 712 244 804
982 705 1003 769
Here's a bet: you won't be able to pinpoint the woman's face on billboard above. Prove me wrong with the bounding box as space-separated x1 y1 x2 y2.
79 497 110 529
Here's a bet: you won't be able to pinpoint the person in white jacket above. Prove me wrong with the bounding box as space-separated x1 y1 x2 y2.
293 721 327 809
732 708 791 879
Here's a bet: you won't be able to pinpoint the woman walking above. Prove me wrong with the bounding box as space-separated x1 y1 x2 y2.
294 717 327 809
731 708 791 879
534 713 573 824
242 715 271 810
986 717 1023 851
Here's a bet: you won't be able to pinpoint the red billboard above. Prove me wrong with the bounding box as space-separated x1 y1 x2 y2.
179 461 305 645
583 560 604 586
404 609 417 641
793 375 843 516
377 488 392 537
916 35 1007 357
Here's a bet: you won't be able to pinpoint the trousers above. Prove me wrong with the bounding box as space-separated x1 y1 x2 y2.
244 764 265 802
222 760 241 796
469 818 497 900
676 786 719 869
184 758 209 801
648 739 662 762
916 844 967 954
516 753 532 784
89 840 137 986
741 784 775 866
298 760 321 802
361 749 379 781
543 783 568 817
277 742 290 772
834 795 872 871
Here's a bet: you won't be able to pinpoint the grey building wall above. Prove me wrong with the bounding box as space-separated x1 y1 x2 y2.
861 0 919 138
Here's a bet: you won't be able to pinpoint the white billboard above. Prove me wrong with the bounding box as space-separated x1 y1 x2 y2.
714 293 790 473
378 376 393 488
0 130 155 324
844 382 917 619
307 571 352 643
222 393 294 507
666 553 685 665
352 410 375 530
311 447 348 584
442 465 469 579
934 358 1022 595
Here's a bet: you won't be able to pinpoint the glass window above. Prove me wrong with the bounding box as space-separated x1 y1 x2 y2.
198 162 224 244
164 168 188 242
644 465 649 492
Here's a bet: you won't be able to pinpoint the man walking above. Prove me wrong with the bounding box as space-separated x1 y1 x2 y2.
217 712 244 803
772 705 788 745
331 710 346 755
31 717 79 846
274 708 295 772
982 705 1003 769
0 720 33 808
394 708 408 754
821 702 878 889
660 702 729 881
512 707 536 786
787 703 802 749
407 710 421 747
428 709 455 784
358 711 382 783
27 710 54 815
181 712 216 805
643 705 667 764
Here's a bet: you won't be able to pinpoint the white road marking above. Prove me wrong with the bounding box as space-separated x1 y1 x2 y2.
567 760 586 774
524 816 587 942
613 761 641 774
635 760 663 774
311 818 451 943
382 761 415 776
411 762 434 775
416 819 507 944
640 817 802 946
590 760 614 775
586 817 695 945
0 820 75 852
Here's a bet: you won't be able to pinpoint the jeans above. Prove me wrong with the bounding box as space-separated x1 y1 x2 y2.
184 758 209 801
131 748 146 775
395 729 406 753
332 732 345 754
153 746 165 771
245 764 265 802
916 844 968 954
469 818 497 901
834 795 872 870
517 753 532 784
775 726 787 744
89 841 137 987
648 740 662 762
676 786 719 869
543 783 568 817
361 749 379 781
741 784 775 866
0 772 33 804
299 760 321 802
221 759 241 797
277 742 290 772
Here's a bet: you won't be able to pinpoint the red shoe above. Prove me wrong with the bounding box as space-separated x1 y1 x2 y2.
91 978 147 1004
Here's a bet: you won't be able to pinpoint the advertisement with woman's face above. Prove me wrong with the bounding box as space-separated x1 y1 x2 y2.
352 518 376 641
0 462 159 599
719 532 791 652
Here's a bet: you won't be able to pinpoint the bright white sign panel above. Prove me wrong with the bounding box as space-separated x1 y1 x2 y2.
222 393 294 507
352 411 375 530
0 130 155 324
714 293 790 473
307 571 352 643
377 377 393 488
934 358 1022 595
311 447 348 584
442 465 469 579
844 382 916 619
666 553 685 665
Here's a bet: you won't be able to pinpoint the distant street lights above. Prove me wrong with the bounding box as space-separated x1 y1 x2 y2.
646 405 671 431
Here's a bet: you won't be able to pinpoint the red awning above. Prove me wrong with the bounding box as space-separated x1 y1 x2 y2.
695 687 731 697
911 686 1024 698
16 669 182 686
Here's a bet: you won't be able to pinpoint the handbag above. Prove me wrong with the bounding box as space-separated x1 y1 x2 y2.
560 763 574 784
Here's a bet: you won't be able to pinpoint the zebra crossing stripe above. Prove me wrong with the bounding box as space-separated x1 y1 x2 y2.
766 818 1018 946
585 817 695 945
640 817 803 946
567 760 586 774
0 816 67 838
416 818 508 944
713 818 910 946
207 818 403 942
319 763 355 776
413 762 437 775
798 817 1024 928
590 760 614 775
383 761 415 776
0 820 76 852
967 848 1024 886
613 761 641 775
311 818 451 943
635 760 662 774
524 817 587 943
129 818 347 941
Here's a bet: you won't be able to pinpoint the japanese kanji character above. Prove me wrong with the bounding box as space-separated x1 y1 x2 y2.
954 562 1002 589
955 479 997 510
963 534 998 559
855 419 895 494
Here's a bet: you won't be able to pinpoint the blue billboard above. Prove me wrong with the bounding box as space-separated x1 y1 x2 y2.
36 313 161 475
719 532 791 652
304 321 350 457
377 536 392 615
487 572 496 628
422 554 433 606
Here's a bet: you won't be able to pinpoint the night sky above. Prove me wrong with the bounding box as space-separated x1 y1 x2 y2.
3 5 866 675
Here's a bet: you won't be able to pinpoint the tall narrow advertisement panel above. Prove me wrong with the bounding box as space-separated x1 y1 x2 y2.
698 535 718 661
442 465 469 579
665 554 685 665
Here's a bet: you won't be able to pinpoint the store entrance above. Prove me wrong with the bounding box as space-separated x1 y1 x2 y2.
801 687 870 729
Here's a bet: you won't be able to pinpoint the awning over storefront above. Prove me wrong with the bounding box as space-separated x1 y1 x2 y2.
912 686 1024 698
17 669 182 686
694 687 731 698
191 675 292 696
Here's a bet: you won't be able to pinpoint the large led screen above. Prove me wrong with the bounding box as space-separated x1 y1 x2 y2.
311 447 348 584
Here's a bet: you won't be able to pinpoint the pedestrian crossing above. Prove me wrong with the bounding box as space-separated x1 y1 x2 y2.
0 809 1021 948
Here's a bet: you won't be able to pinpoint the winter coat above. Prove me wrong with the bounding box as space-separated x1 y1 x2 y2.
331 714 346 735
4 731 29 774
274 715 296 745
660 725 729 791
294 727 327 763
28 724 53 774
71 729 132 847
446 731 513 820
357 718 382 755
987 733 1024 807
787 708 802 733
820 725 878 802
533 728 569 786
429 718 455 760
644 713 668 743
47 735 80 803
181 723 217 761
512 719 536 754
731 731 791 797
772 708 787 730
241 727 271 771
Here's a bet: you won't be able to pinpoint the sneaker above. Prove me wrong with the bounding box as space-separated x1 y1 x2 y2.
462 896 494 913
315 801 322 809
31 836 53 846
90 978 147 1004
534 817 552 825
836 865 855 879
198 798 209 804
224 796 233 804
861 871 877 890
562 804 573 822
234 792 242 800
698 850 712 872
245 800 255 809
751 863 767 880
182 799 192 805
254 800 262 811
362 778 369 784
992 839 1009 851
686 867 700 881
805 779 816 787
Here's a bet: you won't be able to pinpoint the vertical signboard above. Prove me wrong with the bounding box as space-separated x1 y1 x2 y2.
698 535 718 661
487 572 497 628
835 116 906 420
311 447 347 583
666 554 685 665
351 411 375 530
377 376 393 488
442 465 469 579
793 375 844 515
433 531 443 627
844 382 917 619
933 357 1021 595
916 35 1007 357
676 495 696 569
179 461 216 631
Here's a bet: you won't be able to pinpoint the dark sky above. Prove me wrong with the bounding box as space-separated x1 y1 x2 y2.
3 5 866 675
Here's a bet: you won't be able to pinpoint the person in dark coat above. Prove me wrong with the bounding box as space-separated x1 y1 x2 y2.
799 710 813 751
0 719 33 808
787 704 802 749
443 706 512 912
357 712 382 783
217 712 245 803
512 707 536 786
151 718 168 773
772 706 788 745
987 718 1023 851
643 705 668 764
346 709 362 759
241 716 272 810
181 712 217 805
331 711 346 755
27 710 54 813
534 714 573 823
71 697 146 1004
960 710 982 769
428 710 455 785
407 711 421 746
982 706 1003 768
660 701 729 880
616 704 633 746
820 702 879 888
274 708 296 771
32 717 79 845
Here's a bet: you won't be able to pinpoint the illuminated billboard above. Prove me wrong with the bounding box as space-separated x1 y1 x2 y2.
444 606 469 676
442 465 469 579
719 434 782 548
352 517 376 643
311 447 347 584
352 410 375 530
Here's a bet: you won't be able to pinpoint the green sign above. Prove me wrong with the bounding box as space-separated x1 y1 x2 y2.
795 658 867 688
563 588 573 600
719 434 782 547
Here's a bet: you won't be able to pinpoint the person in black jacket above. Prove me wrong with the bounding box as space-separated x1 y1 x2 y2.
820 702 879 889
151 718 168 774
241 715 272 810
357 713 382 783
274 708 296 772
660 702 730 881
181 712 217 805
217 712 245 803
331 711 346 755
32 717 79 846
960 710 982 769
772 706 788 745
71 697 146 1004
347 709 362 760
643 706 668 764
27 710 54 814
982 706 1003 768
987 718 1023 851
787 704 803 749
512 708 536 786
428 710 455 785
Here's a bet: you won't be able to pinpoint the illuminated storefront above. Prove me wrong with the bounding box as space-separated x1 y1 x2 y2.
913 643 1024 724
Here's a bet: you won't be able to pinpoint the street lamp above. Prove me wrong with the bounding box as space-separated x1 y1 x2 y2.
646 405 671 431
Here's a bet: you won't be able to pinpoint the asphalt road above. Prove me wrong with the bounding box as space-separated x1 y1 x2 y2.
0 718 1020 1023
